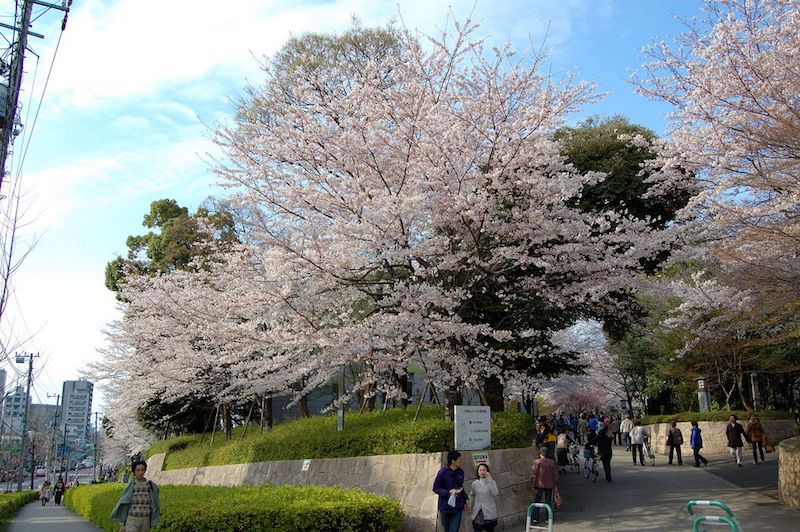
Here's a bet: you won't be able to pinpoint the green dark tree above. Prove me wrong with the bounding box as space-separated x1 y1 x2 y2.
557 115 691 232
105 198 238 297
106 198 238 437
557 116 693 338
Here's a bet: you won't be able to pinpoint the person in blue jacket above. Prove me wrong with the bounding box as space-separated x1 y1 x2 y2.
433 450 469 532
110 459 160 531
690 420 709 467
587 414 599 438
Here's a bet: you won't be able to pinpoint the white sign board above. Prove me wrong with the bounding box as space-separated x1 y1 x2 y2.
301 459 311 472
454 405 491 450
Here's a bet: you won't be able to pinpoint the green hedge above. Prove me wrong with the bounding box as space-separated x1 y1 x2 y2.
0 490 39 526
641 410 793 425
148 406 534 470
65 483 403 532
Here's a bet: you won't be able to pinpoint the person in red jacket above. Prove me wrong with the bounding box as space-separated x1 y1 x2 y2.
530 447 559 524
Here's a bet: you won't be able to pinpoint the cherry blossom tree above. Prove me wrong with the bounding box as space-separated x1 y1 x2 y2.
635 0 800 340
214 20 675 417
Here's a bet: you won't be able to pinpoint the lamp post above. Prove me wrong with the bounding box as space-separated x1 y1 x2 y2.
47 394 60 483
14 352 37 492
92 412 101 482
697 376 710 412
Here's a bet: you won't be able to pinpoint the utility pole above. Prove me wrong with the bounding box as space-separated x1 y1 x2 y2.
0 0 72 193
60 416 69 479
14 351 37 492
47 393 60 483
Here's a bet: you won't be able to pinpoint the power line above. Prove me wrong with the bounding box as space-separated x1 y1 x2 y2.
15 27 64 176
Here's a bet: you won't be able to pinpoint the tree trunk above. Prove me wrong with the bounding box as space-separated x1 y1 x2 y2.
299 394 310 418
395 372 411 408
266 395 274 430
736 372 754 412
483 375 505 412
242 397 256 439
209 402 220 446
223 403 233 439
444 385 462 422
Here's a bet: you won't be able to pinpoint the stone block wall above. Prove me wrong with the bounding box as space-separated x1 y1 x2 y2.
647 419 796 457
778 436 800 510
147 447 537 531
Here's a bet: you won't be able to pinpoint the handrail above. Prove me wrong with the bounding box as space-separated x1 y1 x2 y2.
686 500 735 517
525 502 553 532
692 515 740 531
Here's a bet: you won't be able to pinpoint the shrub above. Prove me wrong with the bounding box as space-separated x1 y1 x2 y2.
641 410 793 425
64 484 125 531
66 483 403 532
0 491 38 525
149 406 534 470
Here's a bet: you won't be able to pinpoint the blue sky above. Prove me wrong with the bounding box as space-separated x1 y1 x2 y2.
0 0 703 411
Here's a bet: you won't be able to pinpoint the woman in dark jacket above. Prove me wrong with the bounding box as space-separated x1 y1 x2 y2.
53 477 66 505
726 415 747 466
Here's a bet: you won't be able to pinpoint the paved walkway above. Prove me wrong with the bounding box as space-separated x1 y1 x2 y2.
547 450 798 531
6 501 100 532
5 451 798 531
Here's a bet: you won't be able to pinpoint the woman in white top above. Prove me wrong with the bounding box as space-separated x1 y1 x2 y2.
629 421 648 466
469 463 500 532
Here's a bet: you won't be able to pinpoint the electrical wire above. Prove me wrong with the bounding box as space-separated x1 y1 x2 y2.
15 27 63 176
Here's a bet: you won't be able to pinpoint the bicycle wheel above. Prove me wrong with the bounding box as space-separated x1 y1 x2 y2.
583 459 591 479
650 454 656 466
592 461 599 482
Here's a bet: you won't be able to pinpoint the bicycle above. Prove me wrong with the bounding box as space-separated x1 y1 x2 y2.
583 447 599 482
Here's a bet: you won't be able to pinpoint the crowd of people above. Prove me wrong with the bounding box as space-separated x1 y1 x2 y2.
433 410 775 530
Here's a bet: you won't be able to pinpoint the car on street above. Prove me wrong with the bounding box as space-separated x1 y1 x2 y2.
34 467 46 477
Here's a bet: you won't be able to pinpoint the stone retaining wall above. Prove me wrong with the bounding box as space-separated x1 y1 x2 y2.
778 436 800 510
647 419 796 457
147 447 537 531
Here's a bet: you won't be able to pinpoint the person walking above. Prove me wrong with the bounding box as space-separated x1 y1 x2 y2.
611 417 621 446
690 420 708 467
432 450 469 532
555 427 571 473
530 447 559 525
53 477 66 505
746 414 766 464
587 414 599 439
577 414 589 444
620 414 634 451
725 415 747 467
39 480 51 506
110 459 161 532
630 420 647 466
587 424 614 482
667 420 684 465
469 463 499 532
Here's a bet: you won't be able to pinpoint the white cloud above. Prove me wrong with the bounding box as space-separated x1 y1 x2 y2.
34 0 609 111
2 0 621 412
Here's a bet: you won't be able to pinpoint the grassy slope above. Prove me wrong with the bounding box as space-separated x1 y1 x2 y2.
147 406 534 470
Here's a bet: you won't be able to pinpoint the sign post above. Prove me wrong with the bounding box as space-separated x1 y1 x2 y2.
454 405 491 450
